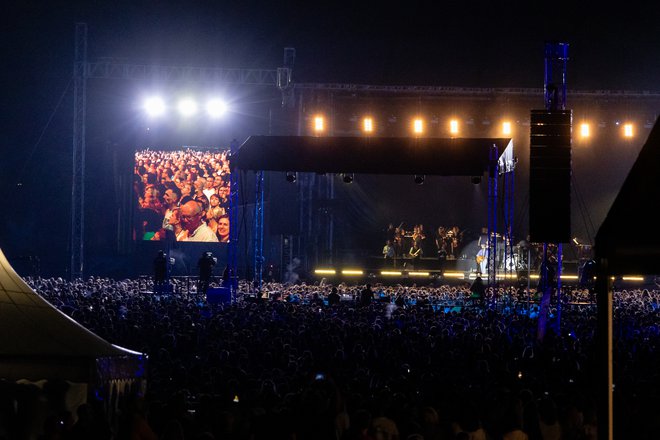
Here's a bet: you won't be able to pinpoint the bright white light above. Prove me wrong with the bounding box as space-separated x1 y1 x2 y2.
502 121 512 136
144 97 166 117
177 98 198 117
206 99 228 118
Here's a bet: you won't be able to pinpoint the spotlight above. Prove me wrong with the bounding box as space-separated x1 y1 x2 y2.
342 173 354 184
177 98 198 117
285 171 297 183
471 176 482 185
414 175 425 185
144 96 166 118
206 98 227 118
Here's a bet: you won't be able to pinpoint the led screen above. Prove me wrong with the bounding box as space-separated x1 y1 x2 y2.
133 148 231 242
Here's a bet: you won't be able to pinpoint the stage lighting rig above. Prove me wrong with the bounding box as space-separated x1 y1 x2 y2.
342 173 354 184
414 175 425 185
285 171 297 183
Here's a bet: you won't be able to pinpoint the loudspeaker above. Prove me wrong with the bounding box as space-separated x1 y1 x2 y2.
529 110 572 243
207 287 232 304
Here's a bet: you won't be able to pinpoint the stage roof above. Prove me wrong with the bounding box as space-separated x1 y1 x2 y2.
231 135 514 176
596 117 660 275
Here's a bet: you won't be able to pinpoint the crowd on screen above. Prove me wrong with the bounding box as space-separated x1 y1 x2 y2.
134 148 231 243
3 275 660 439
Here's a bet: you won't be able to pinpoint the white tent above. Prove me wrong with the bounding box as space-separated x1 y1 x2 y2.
0 247 145 385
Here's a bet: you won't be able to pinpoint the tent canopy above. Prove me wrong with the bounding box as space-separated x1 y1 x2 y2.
231 135 514 176
595 117 660 275
0 247 145 382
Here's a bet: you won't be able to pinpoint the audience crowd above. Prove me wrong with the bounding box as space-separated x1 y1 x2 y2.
2 275 659 439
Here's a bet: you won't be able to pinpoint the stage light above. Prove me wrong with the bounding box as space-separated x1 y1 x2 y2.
341 269 364 276
144 97 166 117
285 171 297 183
449 119 459 135
206 99 227 118
623 123 634 138
502 121 512 136
413 118 424 134
314 269 336 275
471 176 482 185
414 175 425 185
314 115 325 133
580 123 590 138
177 98 198 117
342 173 354 184
363 117 374 133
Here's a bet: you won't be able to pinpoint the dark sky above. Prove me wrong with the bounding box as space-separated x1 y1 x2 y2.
1 1 658 273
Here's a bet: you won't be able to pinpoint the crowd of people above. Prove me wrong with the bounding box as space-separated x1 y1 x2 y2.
3 275 660 439
134 148 232 243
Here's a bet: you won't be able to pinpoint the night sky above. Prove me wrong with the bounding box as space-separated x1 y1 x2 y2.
1 1 658 275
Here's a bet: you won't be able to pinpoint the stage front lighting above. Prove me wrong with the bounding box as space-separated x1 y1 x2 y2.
206 99 227 118
177 98 198 117
342 173 354 184
502 121 512 135
144 97 166 117
414 175 425 185
285 171 297 183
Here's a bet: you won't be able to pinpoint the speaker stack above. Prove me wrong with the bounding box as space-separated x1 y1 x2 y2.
529 110 572 244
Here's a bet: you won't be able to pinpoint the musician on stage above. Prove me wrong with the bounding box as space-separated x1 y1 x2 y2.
409 242 423 269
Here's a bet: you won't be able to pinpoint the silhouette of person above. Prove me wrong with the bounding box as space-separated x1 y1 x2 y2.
197 251 216 295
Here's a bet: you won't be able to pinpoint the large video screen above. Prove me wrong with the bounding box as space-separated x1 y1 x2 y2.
133 148 231 242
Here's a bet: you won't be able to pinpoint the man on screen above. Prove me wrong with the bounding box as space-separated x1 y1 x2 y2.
180 200 219 242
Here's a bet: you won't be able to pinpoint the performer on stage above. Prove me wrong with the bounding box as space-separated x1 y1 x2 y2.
409 242 423 269
382 239 396 267
476 243 489 275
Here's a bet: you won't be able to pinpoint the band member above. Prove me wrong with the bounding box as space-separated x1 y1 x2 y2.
409 242 423 269
476 243 489 275
382 239 396 267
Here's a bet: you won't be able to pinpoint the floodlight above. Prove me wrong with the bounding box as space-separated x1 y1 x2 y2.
177 98 198 117
502 121 512 136
413 118 424 134
623 123 634 138
314 116 325 133
363 117 374 133
342 173 354 184
206 99 228 118
144 97 166 117
449 119 459 135
285 171 297 183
